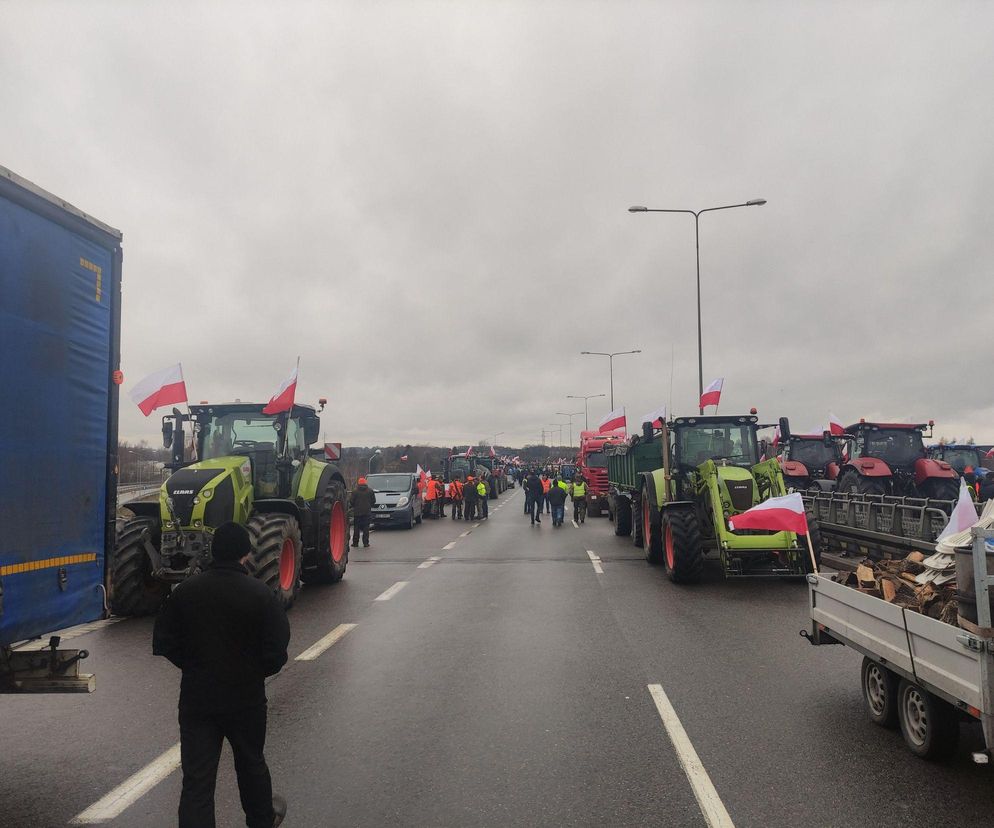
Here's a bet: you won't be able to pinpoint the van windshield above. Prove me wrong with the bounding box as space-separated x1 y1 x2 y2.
366 474 411 493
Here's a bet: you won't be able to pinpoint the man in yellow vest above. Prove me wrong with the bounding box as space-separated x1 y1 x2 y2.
476 478 489 520
570 478 587 524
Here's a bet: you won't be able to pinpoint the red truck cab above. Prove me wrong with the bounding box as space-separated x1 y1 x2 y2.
577 429 627 516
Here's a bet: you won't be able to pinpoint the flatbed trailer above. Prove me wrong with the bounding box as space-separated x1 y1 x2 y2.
803 529 994 762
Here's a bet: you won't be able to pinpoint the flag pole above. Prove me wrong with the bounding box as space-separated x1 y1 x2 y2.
804 527 819 574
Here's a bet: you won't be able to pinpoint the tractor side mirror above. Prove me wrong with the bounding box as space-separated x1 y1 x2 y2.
642 422 653 440
303 415 320 446
162 419 174 449
823 430 833 448
778 416 791 445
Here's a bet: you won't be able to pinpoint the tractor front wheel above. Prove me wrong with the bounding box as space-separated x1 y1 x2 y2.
303 481 349 585
663 509 703 584
247 514 303 609
110 517 168 616
643 496 664 565
615 497 632 537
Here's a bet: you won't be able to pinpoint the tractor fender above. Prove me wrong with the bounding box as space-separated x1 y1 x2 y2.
641 469 670 512
848 458 892 478
782 460 809 477
914 457 957 484
125 501 161 521
253 498 303 522
825 461 840 480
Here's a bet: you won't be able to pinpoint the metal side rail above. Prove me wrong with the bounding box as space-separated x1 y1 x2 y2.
802 491 980 560
972 528 994 762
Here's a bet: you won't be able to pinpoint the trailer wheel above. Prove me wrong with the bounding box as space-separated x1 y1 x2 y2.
663 509 703 584
303 481 348 585
247 513 303 609
860 657 898 729
643 497 664 565
615 497 632 537
897 679 959 760
110 517 169 617
632 493 644 548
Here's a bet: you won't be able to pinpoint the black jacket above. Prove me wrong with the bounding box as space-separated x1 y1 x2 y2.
526 474 543 498
152 561 290 711
349 484 377 516
548 485 568 508
463 481 478 502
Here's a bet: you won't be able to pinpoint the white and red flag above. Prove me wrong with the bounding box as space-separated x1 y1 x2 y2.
466 445 474 457
700 378 723 409
598 406 626 433
489 446 496 458
728 492 808 535
400 454 409 462
129 363 188 417
640 404 667 428
262 359 299 415
828 412 845 436
937 479 978 541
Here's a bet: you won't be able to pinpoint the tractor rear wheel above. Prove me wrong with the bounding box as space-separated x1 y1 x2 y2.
663 509 704 584
110 517 168 616
841 472 887 496
615 497 632 537
922 479 959 502
303 481 349 585
643 496 664 565
247 514 303 609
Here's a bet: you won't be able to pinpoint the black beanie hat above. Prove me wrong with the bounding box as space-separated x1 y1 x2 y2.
212 521 251 562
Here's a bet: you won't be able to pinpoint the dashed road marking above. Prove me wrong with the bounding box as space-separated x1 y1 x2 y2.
375 581 409 601
418 556 442 569
586 550 604 575
459 530 472 537
474 523 481 528
443 541 458 550
647 684 735 828
295 623 357 661
71 743 182 824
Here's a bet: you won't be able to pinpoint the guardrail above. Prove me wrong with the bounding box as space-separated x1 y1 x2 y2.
803 490 981 559
117 484 161 505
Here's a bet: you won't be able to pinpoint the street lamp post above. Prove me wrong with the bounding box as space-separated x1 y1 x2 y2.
628 198 766 413
548 423 565 449
579 350 641 410
566 393 606 431
494 431 504 450
367 448 382 475
556 411 583 449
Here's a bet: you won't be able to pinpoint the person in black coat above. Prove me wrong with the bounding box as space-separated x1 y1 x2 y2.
153 522 290 828
525 471 544 525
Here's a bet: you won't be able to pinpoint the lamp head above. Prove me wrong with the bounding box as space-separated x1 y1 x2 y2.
746 199 767 206
628 206 648 212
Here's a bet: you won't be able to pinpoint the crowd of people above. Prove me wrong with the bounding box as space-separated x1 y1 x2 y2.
519 469 587 527
422 474 490 521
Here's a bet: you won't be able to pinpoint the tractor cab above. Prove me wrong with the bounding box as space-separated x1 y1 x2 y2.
928 443 982 476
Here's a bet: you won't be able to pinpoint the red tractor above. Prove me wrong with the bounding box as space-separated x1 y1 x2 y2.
777 428 845 492
836 420 958 500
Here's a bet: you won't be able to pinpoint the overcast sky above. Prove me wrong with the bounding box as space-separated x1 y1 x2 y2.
3 1 992 447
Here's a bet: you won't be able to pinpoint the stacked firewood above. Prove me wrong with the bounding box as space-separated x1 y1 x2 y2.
837 551 959 625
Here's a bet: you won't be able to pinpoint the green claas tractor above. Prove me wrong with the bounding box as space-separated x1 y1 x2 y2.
112 401 349 615
619 414 818 583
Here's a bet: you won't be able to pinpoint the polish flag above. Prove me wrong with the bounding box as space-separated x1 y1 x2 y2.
828 412 845 436
489 446 496 458
986 448 994 459
466 445 474 457
262 359 299 415
728 492 808 535
129 363 188 417
700 378 723 409
598 406 626 433
937 479 979 541
400 455 409 462
640 404 667 428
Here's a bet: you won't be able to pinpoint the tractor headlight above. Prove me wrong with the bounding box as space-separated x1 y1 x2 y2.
396 496 410 507
202 489 212 500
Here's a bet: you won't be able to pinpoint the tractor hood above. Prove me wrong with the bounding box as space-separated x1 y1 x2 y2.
712 465 759 514
162 456 252 529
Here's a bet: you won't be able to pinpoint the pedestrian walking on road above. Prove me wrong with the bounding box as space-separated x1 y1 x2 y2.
540 474 552 514
423 473 438 519
464 475 478 522
153 521 290 828
431 476 445 518
524 470 533 515
349 477 376 547
570 477 587 524
477 478 489 519
548 478 568 527
449 478 463 519
526 471 544 525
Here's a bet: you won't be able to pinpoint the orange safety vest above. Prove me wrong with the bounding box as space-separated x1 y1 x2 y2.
424 479 436 501
450 480 463 500
433 479 444 499
541 478 551 494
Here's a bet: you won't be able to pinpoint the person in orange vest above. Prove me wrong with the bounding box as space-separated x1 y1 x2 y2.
540 474 552 515
449 478 464 520
423 473 438 519
431 476 445 518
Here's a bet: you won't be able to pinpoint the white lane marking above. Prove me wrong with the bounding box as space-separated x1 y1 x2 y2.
443 541 458 550
375 581 409 601
647 684 735 828
295 623 357 662
418 556 442 570
474 523 481 528
572 519 579 528
71 743 182 824
586 550 604 575
459 530 472 537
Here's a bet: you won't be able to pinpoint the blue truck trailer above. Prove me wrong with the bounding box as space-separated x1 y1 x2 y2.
0 165 123 692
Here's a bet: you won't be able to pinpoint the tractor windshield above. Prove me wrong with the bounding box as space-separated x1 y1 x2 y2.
863 428 925 466
941 447 981 473
677 424 759 469
199 413 306 461
449 458 472 480
790 439 839 469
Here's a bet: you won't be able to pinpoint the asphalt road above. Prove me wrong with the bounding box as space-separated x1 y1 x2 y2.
3 486 994 827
